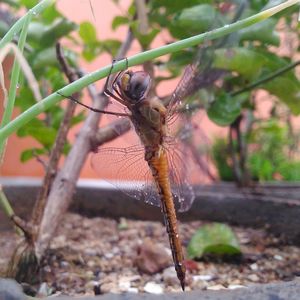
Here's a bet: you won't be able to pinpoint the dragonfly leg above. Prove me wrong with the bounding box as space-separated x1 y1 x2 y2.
57 92 131 117
103 60 129 107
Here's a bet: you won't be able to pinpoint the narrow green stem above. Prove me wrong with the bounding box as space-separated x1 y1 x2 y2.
0 0 55 49
0 13 32 159
0 0 298 143
0 186 22 235
232 60 300 97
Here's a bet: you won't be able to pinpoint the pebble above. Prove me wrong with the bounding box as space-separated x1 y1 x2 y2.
250 263 258 271
274 254 284 261
207 284 226 290
193 274 214 282
162 267 178 285
143 282 163 294
228 284 247 290
248 274 260 282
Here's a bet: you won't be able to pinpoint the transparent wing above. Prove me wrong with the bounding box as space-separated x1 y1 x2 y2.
91 138 199 212
166 65 198 124
91 144 160 207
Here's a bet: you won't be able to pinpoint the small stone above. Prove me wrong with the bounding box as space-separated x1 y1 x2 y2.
118 280 131 291
250 263 258 271
193 274 214 282
104 253 114 259
127 287 139 293
135 238 171 274
162 267 178 286
207 284 226 290
60 261 69 268
143 282 163 294
274 254 283 261
228 284 247 290
87 260 96 268
37 282 51 297
248 274 260 282
84 248 98 256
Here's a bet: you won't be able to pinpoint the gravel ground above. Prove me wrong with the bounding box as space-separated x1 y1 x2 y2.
1 213 300 297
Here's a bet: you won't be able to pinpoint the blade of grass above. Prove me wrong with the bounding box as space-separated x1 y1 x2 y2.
0 0 298 143
0 185 22 235
0 0 55 49
0 13 32 160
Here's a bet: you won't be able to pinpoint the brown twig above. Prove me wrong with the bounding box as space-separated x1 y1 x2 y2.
35 30 134 258
31 42 79 228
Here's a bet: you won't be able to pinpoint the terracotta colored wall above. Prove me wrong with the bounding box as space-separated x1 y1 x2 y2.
0 0 224 179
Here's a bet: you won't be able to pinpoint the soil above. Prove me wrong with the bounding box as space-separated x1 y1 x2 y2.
1 212 300 296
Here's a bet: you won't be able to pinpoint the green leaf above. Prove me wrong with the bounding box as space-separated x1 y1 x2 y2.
131 21 159 49
175 4 218 32
207 93 247 126
151 0 211 14
20 0 38 8
79 21 98 43
187 223 241 259
41 19 77 47
21 148 47 162
112 16 129 30
239 18 279 45
31 47 58 69
17 120 57 148
213 48 267 79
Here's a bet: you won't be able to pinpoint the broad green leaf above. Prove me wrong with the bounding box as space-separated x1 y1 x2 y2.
213 48 267 79
20 0 38 8
187 223 241 259
21 148 47 162
41 5 63 24
27 21 46 42
31 47 58 69
79 21 98 44
23 126 57 148
15 86 36 111
175 4 218 32
41 19 77 47
239 18 279 45
207 93 247 126
263 76 300 115
151 0 211 14
112 16 129 30
131 21 159 49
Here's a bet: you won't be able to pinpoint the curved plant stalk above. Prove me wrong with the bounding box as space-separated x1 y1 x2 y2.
0 43 42 107
0 13 32 162
0 0 298 144
0 0 55 49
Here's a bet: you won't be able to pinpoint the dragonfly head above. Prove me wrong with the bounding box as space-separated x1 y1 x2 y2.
118 71 151 103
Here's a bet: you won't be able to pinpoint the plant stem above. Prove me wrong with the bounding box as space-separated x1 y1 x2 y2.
0 185 22 235
232 60 300 97
0 0 298 143
0 0 55 49
0 13 31 160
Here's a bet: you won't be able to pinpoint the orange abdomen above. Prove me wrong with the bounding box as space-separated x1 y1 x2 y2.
148 149 186 290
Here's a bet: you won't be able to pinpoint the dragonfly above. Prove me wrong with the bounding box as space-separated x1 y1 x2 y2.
60 61 212 290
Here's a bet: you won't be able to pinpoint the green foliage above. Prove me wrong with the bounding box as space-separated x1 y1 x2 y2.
211 138 234 181
212 119 300 182
1 0 299 175
187 223 241 259
0 2 85 162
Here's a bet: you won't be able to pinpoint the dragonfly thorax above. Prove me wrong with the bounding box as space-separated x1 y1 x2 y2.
118 71 151 103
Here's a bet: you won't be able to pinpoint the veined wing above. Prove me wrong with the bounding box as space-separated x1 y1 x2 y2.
91 141 197 212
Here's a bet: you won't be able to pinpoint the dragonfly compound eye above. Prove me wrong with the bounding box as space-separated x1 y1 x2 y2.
127 71 151 102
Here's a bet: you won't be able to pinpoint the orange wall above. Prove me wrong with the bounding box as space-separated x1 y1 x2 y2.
0 0 225 179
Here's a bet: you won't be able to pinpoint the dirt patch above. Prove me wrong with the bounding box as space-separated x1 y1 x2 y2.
1 213 300 296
